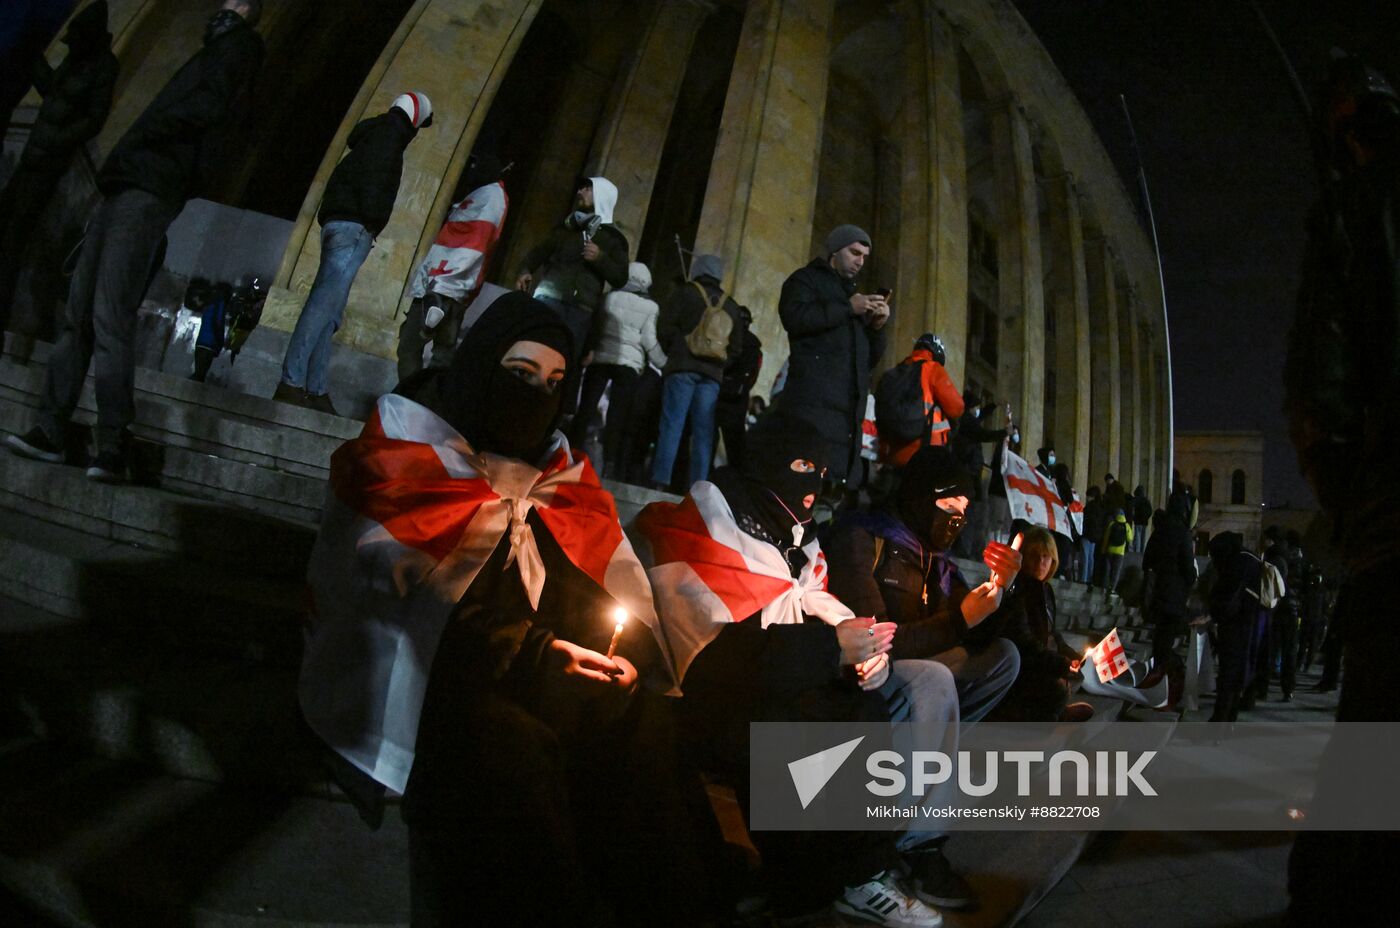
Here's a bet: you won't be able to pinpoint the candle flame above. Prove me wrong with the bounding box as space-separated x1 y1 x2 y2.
612 606 628 626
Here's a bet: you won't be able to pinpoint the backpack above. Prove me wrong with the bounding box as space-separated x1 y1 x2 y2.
874 359 929 444
1258 560 1287 610
1107 519 1128 548
683 281 734 361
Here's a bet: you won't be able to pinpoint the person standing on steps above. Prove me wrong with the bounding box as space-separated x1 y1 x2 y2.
5 0 264 484
274 91 433 416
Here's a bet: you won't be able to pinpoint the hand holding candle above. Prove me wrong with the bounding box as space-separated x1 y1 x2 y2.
986 532 1024 589
605 605 628 661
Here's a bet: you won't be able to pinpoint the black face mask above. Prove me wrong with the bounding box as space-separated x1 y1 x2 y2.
205 9 243 44
477 366 561 460
927 508 966 552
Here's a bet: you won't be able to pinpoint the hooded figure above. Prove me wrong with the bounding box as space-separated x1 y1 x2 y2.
397 150 511 380
516 175 630 362
300 292 708 926
637 414 956 920
575 262 668 477
1206 531 1268 723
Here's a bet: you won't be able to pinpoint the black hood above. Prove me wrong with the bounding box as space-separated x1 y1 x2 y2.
896 445 973 546
399 291 576 461
64 1 110 54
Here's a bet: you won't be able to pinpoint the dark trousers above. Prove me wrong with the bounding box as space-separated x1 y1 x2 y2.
39 188 181 455
714 394 748 468
0 162 66 336
396 293 466 382
1255 603 1298 698
567 362 639 478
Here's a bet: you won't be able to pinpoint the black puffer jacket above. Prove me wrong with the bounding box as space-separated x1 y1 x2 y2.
98 17 263 201
21 4 117 169
657 276 746 382
318 109 418 236
520 222 630 313
773 258 887 481
1142 516 1196 618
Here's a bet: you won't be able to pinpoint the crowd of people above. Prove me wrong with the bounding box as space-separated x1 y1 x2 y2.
1 3 1392 926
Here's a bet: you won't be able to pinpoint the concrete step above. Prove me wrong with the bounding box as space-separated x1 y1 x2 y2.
0 507 305 666
0 740 407 928
2 595 319 787
0 449 316 580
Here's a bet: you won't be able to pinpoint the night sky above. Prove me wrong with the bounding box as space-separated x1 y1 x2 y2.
1014 1 1400 509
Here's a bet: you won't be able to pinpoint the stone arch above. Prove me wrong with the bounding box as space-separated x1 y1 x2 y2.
1198 468 1214 504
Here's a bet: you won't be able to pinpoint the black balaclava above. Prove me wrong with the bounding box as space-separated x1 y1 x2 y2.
737 413 828 548
205 8 245 44
896 445 973 551
404 291 575 462
460 152 505 193
64 1 110 55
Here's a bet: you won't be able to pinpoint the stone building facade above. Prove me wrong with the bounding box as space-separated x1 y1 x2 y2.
13 0 1172 502
1174 430 1264 550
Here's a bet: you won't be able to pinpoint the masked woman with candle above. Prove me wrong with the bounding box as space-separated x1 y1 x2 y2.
298 292 709 927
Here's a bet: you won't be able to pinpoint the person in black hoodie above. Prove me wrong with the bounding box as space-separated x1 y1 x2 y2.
0 0 118 345
771 224 889 485
1137 499 1198 691
275 91 432 415
6 0 263 483
1206 531 1268 723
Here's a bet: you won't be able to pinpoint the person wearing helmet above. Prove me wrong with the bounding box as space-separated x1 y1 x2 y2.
878 332 966 468
274 91 433 415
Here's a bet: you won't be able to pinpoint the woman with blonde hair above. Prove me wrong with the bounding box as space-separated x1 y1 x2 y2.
971 527 1094 722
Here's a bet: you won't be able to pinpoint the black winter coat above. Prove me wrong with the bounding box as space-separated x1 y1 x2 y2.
521 222 629 313
319 109 417 236
824 518 971 659
22 48 117 169
773 258 887 481
1141 519 1197 618
971 578 1074 722
950 412 1005 500
656 277 746 383
99 20 263 202
721 328 763 400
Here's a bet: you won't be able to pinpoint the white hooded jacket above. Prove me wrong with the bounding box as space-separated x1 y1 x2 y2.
593 262 667 372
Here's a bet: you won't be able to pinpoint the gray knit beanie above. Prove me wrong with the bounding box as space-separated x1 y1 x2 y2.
690 253 724 282
825 223 871 256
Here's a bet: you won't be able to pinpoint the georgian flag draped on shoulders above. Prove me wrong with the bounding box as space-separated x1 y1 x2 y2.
408 180 508 303
634 481 854 688
299 392 668 794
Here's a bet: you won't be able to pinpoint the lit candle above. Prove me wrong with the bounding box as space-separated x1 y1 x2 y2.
605 605 628 661
993 532 1024 589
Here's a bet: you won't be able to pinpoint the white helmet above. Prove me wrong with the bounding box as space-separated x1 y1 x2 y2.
392 92 433 129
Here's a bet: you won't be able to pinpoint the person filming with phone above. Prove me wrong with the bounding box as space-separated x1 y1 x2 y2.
770 224 890 488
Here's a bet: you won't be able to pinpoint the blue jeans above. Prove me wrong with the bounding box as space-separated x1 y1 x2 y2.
651 371 719 488
1081 539 1096 584
281 220 374 395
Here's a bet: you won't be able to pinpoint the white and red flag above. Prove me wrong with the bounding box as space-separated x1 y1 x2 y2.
408 180 508 303
634 481 855 686
1069 489 1084 536
1000 446 1072 534
298 393 667 793
1087 628 1131 684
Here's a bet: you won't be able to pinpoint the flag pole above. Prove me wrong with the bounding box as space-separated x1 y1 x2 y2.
1119 95 1174 503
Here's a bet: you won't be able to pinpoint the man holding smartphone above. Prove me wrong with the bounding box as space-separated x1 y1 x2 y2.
771 223 889 486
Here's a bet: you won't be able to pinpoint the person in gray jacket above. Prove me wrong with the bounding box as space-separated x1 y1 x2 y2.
568 261 666 477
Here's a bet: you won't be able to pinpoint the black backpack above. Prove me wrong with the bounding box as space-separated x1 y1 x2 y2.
1107 520 1128 547
874 359 928 444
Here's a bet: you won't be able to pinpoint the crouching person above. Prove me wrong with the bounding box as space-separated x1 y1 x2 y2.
637 413 949 927
298 293 712 928
825 445 1023 911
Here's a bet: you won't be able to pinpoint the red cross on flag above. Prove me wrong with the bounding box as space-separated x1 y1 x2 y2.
1000 447 1071 533
1088 628 1131 683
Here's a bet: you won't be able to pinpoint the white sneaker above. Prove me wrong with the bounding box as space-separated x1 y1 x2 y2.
834 870 942 928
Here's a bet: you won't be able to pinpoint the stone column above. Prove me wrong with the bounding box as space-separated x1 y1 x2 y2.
693 0 835 397
1120 286 1142 491
894 1 968 386
1085 237 1121 484
265 0 543 359
1042 173 1093 492
585 0 707 245
1139 320 1158 503
986 96 1045 457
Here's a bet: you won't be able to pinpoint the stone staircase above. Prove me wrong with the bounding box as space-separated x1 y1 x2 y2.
0 349 1171 927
